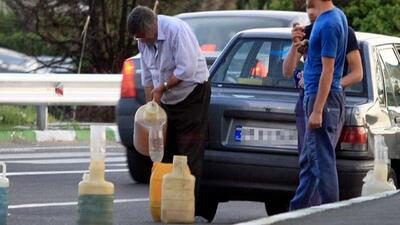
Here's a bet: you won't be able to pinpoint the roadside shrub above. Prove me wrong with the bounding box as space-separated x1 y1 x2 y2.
0 106 36 129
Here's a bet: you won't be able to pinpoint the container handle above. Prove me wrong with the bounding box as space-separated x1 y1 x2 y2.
0 162 6 179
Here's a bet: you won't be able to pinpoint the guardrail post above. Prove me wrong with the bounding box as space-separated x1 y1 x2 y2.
37 105 48 130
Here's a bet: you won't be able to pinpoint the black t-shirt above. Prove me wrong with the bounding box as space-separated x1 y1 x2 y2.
303 25 359 77
343 27 359 76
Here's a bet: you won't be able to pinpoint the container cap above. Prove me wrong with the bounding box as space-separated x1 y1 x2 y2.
144 101 159 122
0 162 9 187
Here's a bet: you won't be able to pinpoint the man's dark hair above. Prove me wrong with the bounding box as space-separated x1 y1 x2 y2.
127 6 156 36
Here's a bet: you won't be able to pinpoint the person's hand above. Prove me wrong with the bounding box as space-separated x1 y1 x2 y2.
151 85 165 104
296 39 309 55
291 23 305 43
308 111 323 129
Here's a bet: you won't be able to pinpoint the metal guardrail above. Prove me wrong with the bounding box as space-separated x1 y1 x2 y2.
0 73 122 130
0 73 121 105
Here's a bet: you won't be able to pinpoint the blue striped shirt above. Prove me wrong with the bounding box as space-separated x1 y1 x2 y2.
139 15 209 104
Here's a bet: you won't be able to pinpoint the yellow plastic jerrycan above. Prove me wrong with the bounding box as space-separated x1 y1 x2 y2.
149 162 173 221
134 101 167 162
161 156 195 224
150 162 192 222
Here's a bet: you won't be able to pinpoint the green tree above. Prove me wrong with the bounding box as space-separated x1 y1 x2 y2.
4 0 238 73
6 0 144 73
344 0 400 36
0 12 57 57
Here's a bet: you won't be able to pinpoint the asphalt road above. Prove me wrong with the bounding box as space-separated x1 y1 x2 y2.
0 143 267 225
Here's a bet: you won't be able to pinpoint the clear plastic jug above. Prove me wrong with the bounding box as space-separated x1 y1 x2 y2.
361 135 396 196
134 101 167 162
161 156 195 224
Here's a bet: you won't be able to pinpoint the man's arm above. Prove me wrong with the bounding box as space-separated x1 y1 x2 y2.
283 46 302 78
341 50 363 88
308 56 335 129
151 75 181 103
144 86 153 102
282 24 305 78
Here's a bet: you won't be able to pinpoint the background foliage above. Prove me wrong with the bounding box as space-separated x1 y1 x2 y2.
1 0 399 73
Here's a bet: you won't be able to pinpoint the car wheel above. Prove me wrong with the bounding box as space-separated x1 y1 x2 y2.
197 197 218 222
264 196 290 216
126 147 152 183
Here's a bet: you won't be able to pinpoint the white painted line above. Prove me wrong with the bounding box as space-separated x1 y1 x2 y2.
9 198 149 209
0 152 124 160
236 190 400 225
6 169 128 176
0 145 122 152
7 157 126 164
106 163 128 168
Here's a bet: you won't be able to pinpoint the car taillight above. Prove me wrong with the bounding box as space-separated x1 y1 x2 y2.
251 61 268 78
339 126 368 151
200 43 217 52
120 59 136 97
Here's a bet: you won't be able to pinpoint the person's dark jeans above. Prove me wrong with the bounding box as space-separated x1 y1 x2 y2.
290 92 345 210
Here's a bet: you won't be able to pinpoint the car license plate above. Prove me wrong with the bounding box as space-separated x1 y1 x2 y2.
237 126 297 146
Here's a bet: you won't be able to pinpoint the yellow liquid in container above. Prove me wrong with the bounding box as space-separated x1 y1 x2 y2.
78 161 114 225
161 156 195 224
362 135 396 196
134 101 167 158
361 163 396 196
79 160 114 195
149 162 173 221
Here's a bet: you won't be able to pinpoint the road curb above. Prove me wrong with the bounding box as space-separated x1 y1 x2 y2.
236 190 400 225
0 125 120 143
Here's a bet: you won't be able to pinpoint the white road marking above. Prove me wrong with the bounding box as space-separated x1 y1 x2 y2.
0 152 124 160
6 169 128 176
9 198 149 209
7 157 126 164
106 163 128 168
0 145 122 152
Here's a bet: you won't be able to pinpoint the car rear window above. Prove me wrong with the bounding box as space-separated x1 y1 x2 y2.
212 37 366 96
212 38 294 88
182 17 288 52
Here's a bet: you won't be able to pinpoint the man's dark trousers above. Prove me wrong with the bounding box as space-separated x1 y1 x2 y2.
290 92 345 210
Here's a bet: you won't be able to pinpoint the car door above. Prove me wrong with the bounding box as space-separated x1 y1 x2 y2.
208 35 300 153
376 44 400 159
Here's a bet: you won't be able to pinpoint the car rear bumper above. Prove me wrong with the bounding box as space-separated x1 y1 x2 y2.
116 98 141 148
202 149 374 202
